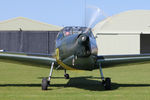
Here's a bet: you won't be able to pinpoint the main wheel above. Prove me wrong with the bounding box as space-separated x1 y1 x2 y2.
64 74 70 79
104 78 111 90
41 78 49 90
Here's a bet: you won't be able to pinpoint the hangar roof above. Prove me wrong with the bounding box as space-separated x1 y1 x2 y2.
93 10 150 35
0 17 62 31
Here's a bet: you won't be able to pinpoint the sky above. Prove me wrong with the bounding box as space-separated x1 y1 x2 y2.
0 0 150 27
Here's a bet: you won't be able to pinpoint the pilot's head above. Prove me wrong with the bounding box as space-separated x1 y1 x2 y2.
65 31 70 36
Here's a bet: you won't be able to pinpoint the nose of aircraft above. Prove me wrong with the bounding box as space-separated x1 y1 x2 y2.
76 34 91 57
78 34 89 44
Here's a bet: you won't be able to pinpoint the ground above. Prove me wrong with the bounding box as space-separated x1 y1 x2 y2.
0 61 150 100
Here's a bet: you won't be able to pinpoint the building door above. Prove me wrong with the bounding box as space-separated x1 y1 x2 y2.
140 34 150 54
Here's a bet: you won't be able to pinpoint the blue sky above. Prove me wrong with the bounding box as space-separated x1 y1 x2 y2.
0 0 150 27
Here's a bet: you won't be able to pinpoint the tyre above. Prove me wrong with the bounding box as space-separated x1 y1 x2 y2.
104 78 111 90
64 74 70 79
41 78 48 90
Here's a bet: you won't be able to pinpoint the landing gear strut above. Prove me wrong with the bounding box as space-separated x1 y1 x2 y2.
41 62 54 90
99 63 111 90
64 69 70 79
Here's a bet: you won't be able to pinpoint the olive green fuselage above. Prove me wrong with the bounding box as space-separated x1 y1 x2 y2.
56 33 98 70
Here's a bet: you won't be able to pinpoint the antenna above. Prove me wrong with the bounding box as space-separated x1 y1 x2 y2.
84 0 86 27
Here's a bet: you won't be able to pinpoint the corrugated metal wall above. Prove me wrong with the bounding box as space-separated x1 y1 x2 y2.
0 31 58 54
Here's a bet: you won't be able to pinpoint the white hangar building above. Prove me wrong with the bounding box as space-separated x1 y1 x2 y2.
93 10 150 55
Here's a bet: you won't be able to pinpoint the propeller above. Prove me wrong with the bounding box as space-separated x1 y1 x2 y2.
84 5 108 32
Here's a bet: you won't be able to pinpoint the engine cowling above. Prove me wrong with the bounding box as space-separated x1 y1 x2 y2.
76 34 91 57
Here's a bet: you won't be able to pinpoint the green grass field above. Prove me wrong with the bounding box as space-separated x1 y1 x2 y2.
0 61 150 100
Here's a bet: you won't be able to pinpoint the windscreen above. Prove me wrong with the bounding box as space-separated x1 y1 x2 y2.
57 26 93 40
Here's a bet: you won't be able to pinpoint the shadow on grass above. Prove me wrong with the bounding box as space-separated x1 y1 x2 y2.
0 76 150 91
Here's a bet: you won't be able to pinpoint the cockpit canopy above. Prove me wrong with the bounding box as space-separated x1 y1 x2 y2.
57 26 94 40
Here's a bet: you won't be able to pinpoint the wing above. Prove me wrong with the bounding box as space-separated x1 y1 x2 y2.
0 50 57 68
97 54 150 67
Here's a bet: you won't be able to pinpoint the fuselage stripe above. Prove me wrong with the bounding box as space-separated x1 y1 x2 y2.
55 48 77 70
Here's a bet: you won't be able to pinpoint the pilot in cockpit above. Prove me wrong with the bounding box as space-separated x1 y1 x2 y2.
57 27 94 41
63 27 72 36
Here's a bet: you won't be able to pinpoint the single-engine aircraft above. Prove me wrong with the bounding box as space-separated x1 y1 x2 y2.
1 26 150 90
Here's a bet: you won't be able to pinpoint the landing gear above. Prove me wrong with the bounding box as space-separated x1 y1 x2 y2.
64 69 70 79
42 78 48 90
99 63 111 90
41 62 54 90
102 77 111 90
64 74 70 79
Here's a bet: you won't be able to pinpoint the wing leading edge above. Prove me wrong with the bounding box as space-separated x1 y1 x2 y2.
97 54 150 67
0 52 56 68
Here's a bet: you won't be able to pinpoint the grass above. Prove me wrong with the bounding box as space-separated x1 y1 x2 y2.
0 61 150 100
